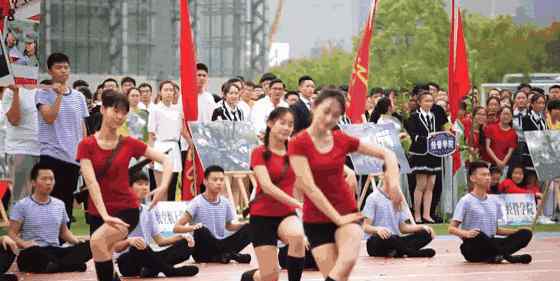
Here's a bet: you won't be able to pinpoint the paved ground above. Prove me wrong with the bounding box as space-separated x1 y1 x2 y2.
10 234 560 281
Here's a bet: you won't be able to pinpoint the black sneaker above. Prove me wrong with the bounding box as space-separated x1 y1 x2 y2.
487 255 504 264
170 265 199 277
241 269 258 281
505 254 532 264
232 253 251 264
217 253 232 264
0 274 18 281
140 267 159 278
408 249 436 258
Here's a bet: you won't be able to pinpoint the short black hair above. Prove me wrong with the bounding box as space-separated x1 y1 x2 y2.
226 77 243 85
77 86 93 100
284 91 299 100
103 78 119 88
369 87 384 97
47 53 70 69
338 84 349 93
72 79 89 89
549 85 560 92
298 75 313 86
138 82 153 91
245 81 256 88
30 162 53 181
531 87 545 95
129 172 149 186
102 89 129 112
468 160 490 177
259 73 277 84
121 76 136 87
197 63 209 73
517 83 531 90
489 165 502 174
204 165 225 178
269 78 285 89
548 99 560 111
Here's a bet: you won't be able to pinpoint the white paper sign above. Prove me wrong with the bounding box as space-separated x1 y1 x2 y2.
492 194 537 226
152 201 190 237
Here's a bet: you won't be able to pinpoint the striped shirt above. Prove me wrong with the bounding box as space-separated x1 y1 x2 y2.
186 194 234 239
36 88 89 165
452 193 503 237
9 196 69 247
129 204 160 243
362 189 408 238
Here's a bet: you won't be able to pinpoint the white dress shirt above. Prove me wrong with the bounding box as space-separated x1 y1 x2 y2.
249 96 288 134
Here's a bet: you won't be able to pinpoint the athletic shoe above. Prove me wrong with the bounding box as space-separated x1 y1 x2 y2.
140 267 159 278
505 254 532 264
232 253 251 264
487 255 504 264
170 265 199 277
241 269 258 281
408 249 436 258
0 274 18 281
538 216 556 225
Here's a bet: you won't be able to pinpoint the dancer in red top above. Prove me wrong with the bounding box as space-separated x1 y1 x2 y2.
77 90 173 281
288 89 401 281
241 107 306 281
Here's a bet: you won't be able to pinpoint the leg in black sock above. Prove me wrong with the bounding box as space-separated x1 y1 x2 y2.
286 256 305 281
325 277 337 281
241 269 258 281
95 260 116 281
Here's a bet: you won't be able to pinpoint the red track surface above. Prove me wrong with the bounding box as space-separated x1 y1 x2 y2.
9 236 560 281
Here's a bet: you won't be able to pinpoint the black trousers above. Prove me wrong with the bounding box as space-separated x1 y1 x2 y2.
39 155 81 227
192 225 251 262
460 229 533 262
366 229 432 257
117 239 192 277
0 247 15 273
17 242 92 273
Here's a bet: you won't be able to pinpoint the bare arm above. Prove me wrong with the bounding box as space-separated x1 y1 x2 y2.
226 221 247 232
290 155 344 224
496 227 519 236
400 222 431 235
59 224 81 245
82 120 87 138
38 95 63 124
80 159 111 220
448 220 479 239
5 87 21 126
8 220 34 248
113 240 130 253
502 148 515 165
173 213 201 233
485 138 501 164
144 147 173 208
148 132 156 147
253 165 302 209
152 234 185 247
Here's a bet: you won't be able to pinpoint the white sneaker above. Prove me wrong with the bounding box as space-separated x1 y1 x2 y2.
538 216 556 225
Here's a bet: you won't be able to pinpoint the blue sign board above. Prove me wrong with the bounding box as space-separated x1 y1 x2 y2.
427 131 457 157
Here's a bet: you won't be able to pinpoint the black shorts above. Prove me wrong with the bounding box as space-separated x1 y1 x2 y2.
88 208 140 234
250 214 296 247
304 222 338 249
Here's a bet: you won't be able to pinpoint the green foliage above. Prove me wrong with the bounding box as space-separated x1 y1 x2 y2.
269 0 560 91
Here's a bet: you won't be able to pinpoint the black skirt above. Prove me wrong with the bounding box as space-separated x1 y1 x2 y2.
409 153 442 175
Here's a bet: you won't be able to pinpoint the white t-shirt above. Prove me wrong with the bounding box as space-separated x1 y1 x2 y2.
1 88 40 155
238 100 251 121
249 96 288 134
0 101 5 154
197 91 217 122
148 103 183 141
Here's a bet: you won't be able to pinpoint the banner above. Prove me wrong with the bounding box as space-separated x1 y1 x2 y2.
2 0 41 86
340 123 411 175
152 201 190 237
525 130 560 182
427 131 457 157
493 194 537 226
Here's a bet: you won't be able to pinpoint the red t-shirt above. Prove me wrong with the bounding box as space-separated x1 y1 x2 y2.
250 145 296 217
288 130 360 223
76 136 147 217
499 179 540 195
483 124 518 164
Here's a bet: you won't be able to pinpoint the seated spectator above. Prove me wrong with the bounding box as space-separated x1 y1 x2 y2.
499 165 541 200
363 181 436 258
114 172 198 278
488 165 502 194
449 161 533 264
173 166 251 264
0 235 17 280
7 163 92 273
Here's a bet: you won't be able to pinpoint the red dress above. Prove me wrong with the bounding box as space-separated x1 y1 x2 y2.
76 136 147 217
288 130 360 223
250 145 296 217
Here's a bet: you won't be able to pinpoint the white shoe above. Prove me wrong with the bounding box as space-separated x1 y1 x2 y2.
538 216 556 225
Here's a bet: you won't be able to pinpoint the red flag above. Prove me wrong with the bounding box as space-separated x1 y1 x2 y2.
347 0 379 124
0 0 10 31
449 1 471 174
179 0 203 200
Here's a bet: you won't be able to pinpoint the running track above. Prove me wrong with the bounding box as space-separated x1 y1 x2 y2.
11 234 560 281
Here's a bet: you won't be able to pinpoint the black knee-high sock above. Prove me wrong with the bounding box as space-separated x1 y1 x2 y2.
286 256 305 281
325 277 337 281
241 269 258 281
95 260 116 281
